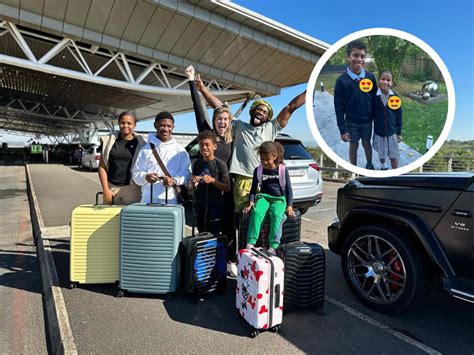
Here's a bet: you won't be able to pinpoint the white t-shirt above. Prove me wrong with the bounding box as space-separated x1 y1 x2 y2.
229 119 282 177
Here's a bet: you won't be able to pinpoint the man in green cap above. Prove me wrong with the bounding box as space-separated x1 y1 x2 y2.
196 82 306 213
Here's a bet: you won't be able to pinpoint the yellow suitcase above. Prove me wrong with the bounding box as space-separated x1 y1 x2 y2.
69 192 122 287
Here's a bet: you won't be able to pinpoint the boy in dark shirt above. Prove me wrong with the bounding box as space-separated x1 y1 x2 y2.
191 130 230 235
334 40 377 169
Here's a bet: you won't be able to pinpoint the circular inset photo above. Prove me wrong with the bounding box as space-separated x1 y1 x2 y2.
306 28 455 177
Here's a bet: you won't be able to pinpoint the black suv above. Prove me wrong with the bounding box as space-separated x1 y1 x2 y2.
328 173 474 313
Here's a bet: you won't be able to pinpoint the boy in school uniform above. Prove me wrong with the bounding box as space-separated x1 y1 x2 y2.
334 40 377 169
191 130 230 235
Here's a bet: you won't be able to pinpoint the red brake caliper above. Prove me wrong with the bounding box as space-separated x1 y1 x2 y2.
387 252 402 291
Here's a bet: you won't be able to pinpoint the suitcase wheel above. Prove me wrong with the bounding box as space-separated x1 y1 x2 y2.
272 325 281 333
250 329 259 338
166 292 176 300
68 282 77 290
315 307 324 316
115 289 125 298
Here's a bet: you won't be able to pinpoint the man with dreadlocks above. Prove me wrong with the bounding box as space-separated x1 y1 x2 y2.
196 82 306 214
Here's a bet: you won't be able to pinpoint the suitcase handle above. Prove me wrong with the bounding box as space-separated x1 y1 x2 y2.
95 191 114 205
149 181 168 205
275 284 281 307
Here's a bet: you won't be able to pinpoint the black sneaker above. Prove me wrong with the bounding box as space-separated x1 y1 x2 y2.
366 162 375 170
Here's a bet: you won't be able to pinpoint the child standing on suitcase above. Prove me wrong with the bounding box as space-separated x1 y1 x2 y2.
191 130 230 235
243 141 295 254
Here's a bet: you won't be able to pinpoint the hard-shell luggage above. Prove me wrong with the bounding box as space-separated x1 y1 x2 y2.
69 192 122 287
236 247 284 337
238 209 301 250
117 185 184 297
181 184 227 302
181 233 227 302
278 242 325 314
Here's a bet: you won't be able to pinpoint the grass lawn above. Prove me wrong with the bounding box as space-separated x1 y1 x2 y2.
401 99 448 152
314 73 448 152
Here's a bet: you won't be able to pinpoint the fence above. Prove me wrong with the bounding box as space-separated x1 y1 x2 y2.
317 153 474 180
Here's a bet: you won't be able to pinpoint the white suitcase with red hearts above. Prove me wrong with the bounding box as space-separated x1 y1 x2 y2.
236 247 284 337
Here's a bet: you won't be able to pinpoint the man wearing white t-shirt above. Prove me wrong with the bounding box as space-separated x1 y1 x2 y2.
197 82 306 212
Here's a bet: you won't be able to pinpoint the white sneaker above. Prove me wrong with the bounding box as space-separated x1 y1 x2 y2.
227 262 238 278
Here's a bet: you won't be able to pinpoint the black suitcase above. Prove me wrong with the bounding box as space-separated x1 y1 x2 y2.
238 209 301 250
277 242 325 314
181 233 227 303
180 184 227 303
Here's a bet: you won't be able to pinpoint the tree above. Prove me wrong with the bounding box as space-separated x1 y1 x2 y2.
367 36 419 84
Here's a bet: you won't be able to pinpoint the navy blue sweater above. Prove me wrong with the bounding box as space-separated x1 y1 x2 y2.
248 166 293 206
334 71 377 135
373 92 403 137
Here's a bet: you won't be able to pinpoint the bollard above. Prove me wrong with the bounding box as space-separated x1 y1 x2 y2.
426 135 433 151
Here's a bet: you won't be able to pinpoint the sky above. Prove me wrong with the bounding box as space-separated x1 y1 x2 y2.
2 0 473 146
147 0 474 145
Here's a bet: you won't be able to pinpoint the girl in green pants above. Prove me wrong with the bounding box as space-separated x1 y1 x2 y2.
243 141 295 254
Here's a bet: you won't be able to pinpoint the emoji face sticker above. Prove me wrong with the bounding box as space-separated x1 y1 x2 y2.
359 78 373 92
388 96 402 110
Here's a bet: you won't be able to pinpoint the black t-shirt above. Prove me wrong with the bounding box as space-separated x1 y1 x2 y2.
107 137 138 186
192 157 228 207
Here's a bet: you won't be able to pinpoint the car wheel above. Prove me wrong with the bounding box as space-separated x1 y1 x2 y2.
341 225 428 313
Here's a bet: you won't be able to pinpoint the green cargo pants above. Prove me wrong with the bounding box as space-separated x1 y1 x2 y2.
247 193 286 249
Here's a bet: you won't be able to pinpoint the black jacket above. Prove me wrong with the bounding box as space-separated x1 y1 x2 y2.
373 92 403 137
334 70 377 135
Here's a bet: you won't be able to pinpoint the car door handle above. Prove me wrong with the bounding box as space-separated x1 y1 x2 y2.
451 209 471 218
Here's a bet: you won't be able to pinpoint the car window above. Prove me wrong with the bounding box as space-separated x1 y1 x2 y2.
280 141 312 160
188 142 200 159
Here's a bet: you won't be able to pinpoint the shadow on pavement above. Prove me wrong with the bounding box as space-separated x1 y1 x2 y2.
0 188 27 200
163 279 250 337
0 252 43 294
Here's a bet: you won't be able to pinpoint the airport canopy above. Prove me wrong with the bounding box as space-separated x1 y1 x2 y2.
0 0 328 139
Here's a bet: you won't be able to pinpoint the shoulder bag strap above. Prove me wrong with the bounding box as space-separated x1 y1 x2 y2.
149 142 179 199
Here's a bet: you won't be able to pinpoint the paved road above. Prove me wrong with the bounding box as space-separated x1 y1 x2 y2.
29 164 474 354
0 166 48 354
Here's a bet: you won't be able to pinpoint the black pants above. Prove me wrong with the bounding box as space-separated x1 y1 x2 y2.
196 203 224 237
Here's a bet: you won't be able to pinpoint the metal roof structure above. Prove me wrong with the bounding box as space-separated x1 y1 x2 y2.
0 0 328 141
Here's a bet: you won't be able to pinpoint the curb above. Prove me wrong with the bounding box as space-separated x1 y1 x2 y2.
25 165 78 355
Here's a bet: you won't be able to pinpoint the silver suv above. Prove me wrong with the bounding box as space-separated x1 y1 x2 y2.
185 133 323 215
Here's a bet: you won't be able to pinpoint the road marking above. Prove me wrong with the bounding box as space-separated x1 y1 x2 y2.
302 217 312 222
325 296 441 354
313 207 336 212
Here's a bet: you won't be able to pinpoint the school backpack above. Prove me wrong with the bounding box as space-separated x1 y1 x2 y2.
256 164 286 189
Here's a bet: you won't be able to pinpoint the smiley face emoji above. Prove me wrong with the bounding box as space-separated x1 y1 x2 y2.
388 96 402 110
359 78 373 92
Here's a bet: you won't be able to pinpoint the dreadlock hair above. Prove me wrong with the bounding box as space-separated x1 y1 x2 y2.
258 141 284 165
212 103 233 143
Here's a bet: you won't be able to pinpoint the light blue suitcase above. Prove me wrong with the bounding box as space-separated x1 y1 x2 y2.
117 185 184 298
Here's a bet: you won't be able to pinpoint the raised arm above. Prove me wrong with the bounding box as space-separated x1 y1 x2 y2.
186 66 211 132
195 74 224 109
276 90 306 128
